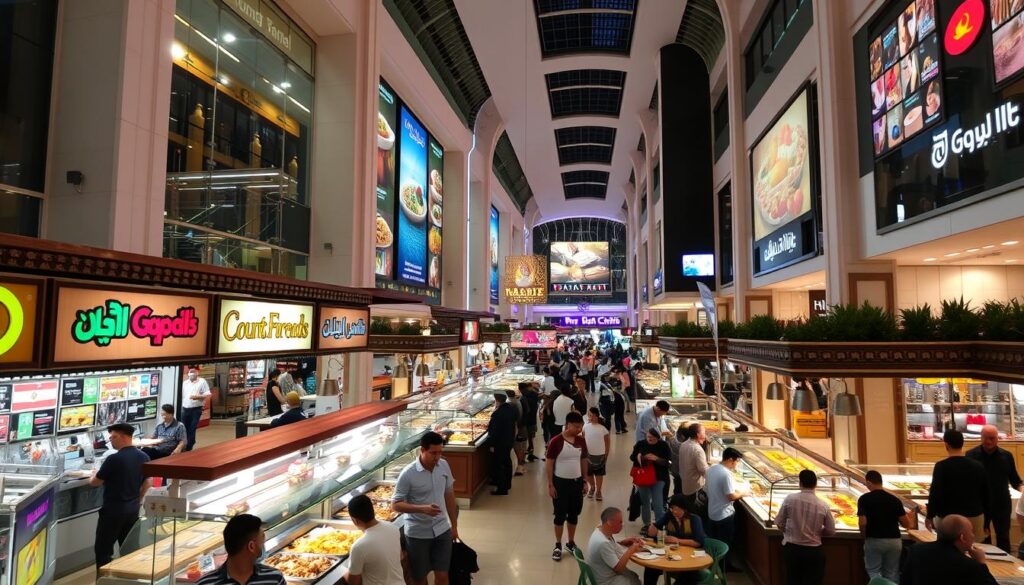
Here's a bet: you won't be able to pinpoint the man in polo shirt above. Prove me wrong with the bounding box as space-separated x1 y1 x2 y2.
90 423 151 570
181 367 211 451
547 411 590 561
197 514 285 585
141 404 185 461
392 432 458 585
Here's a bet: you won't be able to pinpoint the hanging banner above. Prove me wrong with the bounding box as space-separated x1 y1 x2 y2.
695 281 718 342
503 256 549 304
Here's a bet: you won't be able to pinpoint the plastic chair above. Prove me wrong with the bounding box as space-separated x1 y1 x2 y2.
867 578 898 585
696 537 730 585
572 546 598 585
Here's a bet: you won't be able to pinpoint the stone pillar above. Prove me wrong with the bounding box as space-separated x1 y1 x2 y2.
45 0 175 255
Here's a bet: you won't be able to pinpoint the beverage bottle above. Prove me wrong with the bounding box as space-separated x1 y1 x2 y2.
657 528 665 547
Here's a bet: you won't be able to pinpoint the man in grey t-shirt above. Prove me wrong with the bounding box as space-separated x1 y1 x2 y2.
586 507 643 585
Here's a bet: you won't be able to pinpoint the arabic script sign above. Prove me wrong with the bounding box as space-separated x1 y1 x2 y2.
53 285 210 366
317 306 369 351
931 101 1020 168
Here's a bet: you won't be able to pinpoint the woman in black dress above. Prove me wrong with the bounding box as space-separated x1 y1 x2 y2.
266 369 284 416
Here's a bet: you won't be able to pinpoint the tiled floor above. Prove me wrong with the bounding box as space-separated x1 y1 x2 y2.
57 414 757 585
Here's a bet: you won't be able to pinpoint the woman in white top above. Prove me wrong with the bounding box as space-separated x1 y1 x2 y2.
583 407 611 501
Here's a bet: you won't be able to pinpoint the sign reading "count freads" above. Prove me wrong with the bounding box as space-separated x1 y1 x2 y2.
217 299 313 356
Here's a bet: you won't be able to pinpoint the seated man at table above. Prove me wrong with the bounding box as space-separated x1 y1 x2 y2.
643 495 706 585
901 514 998 585
588 506 644 585
141 404 185 460
270 392 307 429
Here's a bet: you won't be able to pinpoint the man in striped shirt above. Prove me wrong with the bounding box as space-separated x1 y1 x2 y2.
197 514 285 585
774 470 836 585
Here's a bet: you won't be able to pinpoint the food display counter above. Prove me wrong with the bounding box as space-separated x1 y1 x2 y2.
634 368 669 395
97 401 422 584
0 466 60 585
639 396 748 437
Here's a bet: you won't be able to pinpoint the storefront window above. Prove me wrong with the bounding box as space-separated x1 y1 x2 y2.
0 0 58 237
165 0 314 277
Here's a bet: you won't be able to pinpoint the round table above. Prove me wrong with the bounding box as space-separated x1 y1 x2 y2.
630 540 713 574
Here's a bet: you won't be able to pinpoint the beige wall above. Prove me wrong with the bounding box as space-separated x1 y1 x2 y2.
773 291 809 321
862 378 899 464
895 265 1024 311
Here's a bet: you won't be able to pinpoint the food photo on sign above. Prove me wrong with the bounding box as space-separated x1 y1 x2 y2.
375 80 397 278
396 106 428 286
549 242 610 294
751 90 812 242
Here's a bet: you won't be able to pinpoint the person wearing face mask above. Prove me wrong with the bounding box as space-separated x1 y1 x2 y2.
181 367 211 451
197 513 285 584
89 423 151 571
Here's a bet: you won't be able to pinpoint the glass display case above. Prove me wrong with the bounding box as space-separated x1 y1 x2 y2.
903 378 1024 440
407 379 500 446
0 465 60 585
97 408 429 584
652 398 747 436
708 434 888 533
635 368 670 395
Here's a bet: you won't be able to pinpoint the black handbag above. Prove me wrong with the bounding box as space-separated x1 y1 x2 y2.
449 539 479 585
628 486 642 521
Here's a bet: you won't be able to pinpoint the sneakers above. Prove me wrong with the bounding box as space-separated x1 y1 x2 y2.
551 546 562 561
566 541 576 553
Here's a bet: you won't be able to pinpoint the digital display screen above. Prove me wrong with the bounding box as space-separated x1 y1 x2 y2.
549 242 611 294
510 330 558 349
375 81 398 278
992 0 1024 84
682 254 715 277
489 206 499 304
16 528 46 585
397 106 429 285
10 410 55 442
58 405 95 432
460 320 479 344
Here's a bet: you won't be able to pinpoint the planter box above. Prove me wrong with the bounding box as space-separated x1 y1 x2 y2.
367 334 460 353
657 336 724 358
971 341 1024 382
480 331 511 344
725 339 978 378
636 334 659 346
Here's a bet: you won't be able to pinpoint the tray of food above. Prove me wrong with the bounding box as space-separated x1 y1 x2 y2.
759 448 824 477
264 552 340 582
819 492 859 529
362 484 396 501
334 499 398 522
284 526 362 557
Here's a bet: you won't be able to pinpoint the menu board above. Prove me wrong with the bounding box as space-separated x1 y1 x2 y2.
10 409 55 442
11 380 58 413
549 242 611 294
96 401 127 426
397 106 429 285
126 397 158 422
426 139 444 289
992 0 1024 84
58 405 95 432
489 206 499 304
99 375 128 402
127 372 156 399
376 81 398 278
0 383 12 412
869 0 942 157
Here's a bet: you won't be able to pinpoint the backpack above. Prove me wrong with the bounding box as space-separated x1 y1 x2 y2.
558 360 572 381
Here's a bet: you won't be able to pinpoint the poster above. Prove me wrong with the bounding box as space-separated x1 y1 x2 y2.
96 401 127 426
11 381 58 413
510 330 558 349
99 376 128 402
396 106 429 285
549 242 611 294
14 486 54 585
993 8 1024 84
426 139 444 289
503 255 548 304
0 383 11 412
126 398 158 422
11 409 55 441
751 90 814 241
489 206 499 304
58 405 95 431
375 81 398 278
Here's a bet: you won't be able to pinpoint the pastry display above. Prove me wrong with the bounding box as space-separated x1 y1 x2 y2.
287 461 314 485
364 484 395 501
760 449 823 476
820 492 859 528
264 553 339 580
447 432 475 444
336 499 398 521
285 526 362 556
225 501 250 517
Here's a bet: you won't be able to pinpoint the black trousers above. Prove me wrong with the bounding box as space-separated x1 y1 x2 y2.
490 444 513 492
984 503 1013 553
783 543 826 585
181 406 203 451
671 473 683 497
613 393 627 432
95 507 139 569
706 516 736 570
140 447 172 461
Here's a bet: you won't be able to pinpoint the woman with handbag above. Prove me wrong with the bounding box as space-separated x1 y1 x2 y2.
629 428 672 533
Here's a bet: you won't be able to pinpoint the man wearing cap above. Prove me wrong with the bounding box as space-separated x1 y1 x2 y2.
90 423 151 570
270 392 308 428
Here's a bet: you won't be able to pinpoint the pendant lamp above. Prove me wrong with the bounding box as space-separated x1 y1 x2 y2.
831 378 863 416
441 354 455 371
766 373 785 400
415 359 432 377
394 356 410 378
791 381 818 413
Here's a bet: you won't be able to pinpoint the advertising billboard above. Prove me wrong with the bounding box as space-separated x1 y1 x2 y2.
489 206 499 304
460 320 479 344
375 81 398 279
503 256 548 304
510 330 558 349
397 106 429 285
216 299 313 356
549 242 611 294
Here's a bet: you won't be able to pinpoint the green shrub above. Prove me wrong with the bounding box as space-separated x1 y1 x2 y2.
483 322 511 332
369 317 394 335
980 299 1024 341
938 297 981 340
734 315 785 340
899 304 937 341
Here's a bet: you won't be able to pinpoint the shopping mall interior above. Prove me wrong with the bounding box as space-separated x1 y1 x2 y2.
2 0 1024 583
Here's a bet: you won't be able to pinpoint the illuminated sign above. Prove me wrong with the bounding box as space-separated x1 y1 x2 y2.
317 306 369 351
461 320 480 344
944 0 984 55
503 256 549 304
550 316 623 328
0 278 40 368
930 101 1020 168
52 285 210 366
216 299 313 355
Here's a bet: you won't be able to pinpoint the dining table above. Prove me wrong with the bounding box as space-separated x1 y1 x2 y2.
629 539 713 575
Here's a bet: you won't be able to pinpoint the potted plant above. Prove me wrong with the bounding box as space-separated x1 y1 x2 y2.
367 317 460 352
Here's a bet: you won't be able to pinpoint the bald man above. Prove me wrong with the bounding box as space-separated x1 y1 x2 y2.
967 425 1022 553
902 514 997 585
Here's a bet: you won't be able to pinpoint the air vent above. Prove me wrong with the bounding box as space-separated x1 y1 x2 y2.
545 69 626 118
534 0 637 58
562 169 609 200
554 126 616 165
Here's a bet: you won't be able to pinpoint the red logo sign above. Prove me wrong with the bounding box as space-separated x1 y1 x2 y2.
944 0 985 55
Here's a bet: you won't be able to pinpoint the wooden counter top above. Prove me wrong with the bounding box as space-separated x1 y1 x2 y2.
143 401 406 481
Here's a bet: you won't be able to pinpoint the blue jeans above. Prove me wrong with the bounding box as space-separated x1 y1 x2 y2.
637 481 665 526
864 537 901 582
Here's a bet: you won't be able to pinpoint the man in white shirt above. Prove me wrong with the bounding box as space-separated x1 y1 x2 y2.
583 407 610 501
587 506 643 585
180 367 210 451
706 447 747 571
345 494 404 585
541 367 559 395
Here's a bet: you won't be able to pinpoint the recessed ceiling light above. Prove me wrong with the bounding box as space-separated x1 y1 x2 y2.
280 81 292 89
944 252 961 257
966 248 980 253
1002 240 1019 246
923 257 937 262
983 245 996 249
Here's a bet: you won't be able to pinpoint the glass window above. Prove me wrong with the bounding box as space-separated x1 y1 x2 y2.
166 0 313 278
0 0 57 236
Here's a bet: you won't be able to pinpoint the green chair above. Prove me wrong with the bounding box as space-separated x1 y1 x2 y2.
867 578 898 585
695 538 729 585
572 546 598 585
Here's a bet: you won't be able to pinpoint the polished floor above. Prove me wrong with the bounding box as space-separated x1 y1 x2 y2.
57 413 757 585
